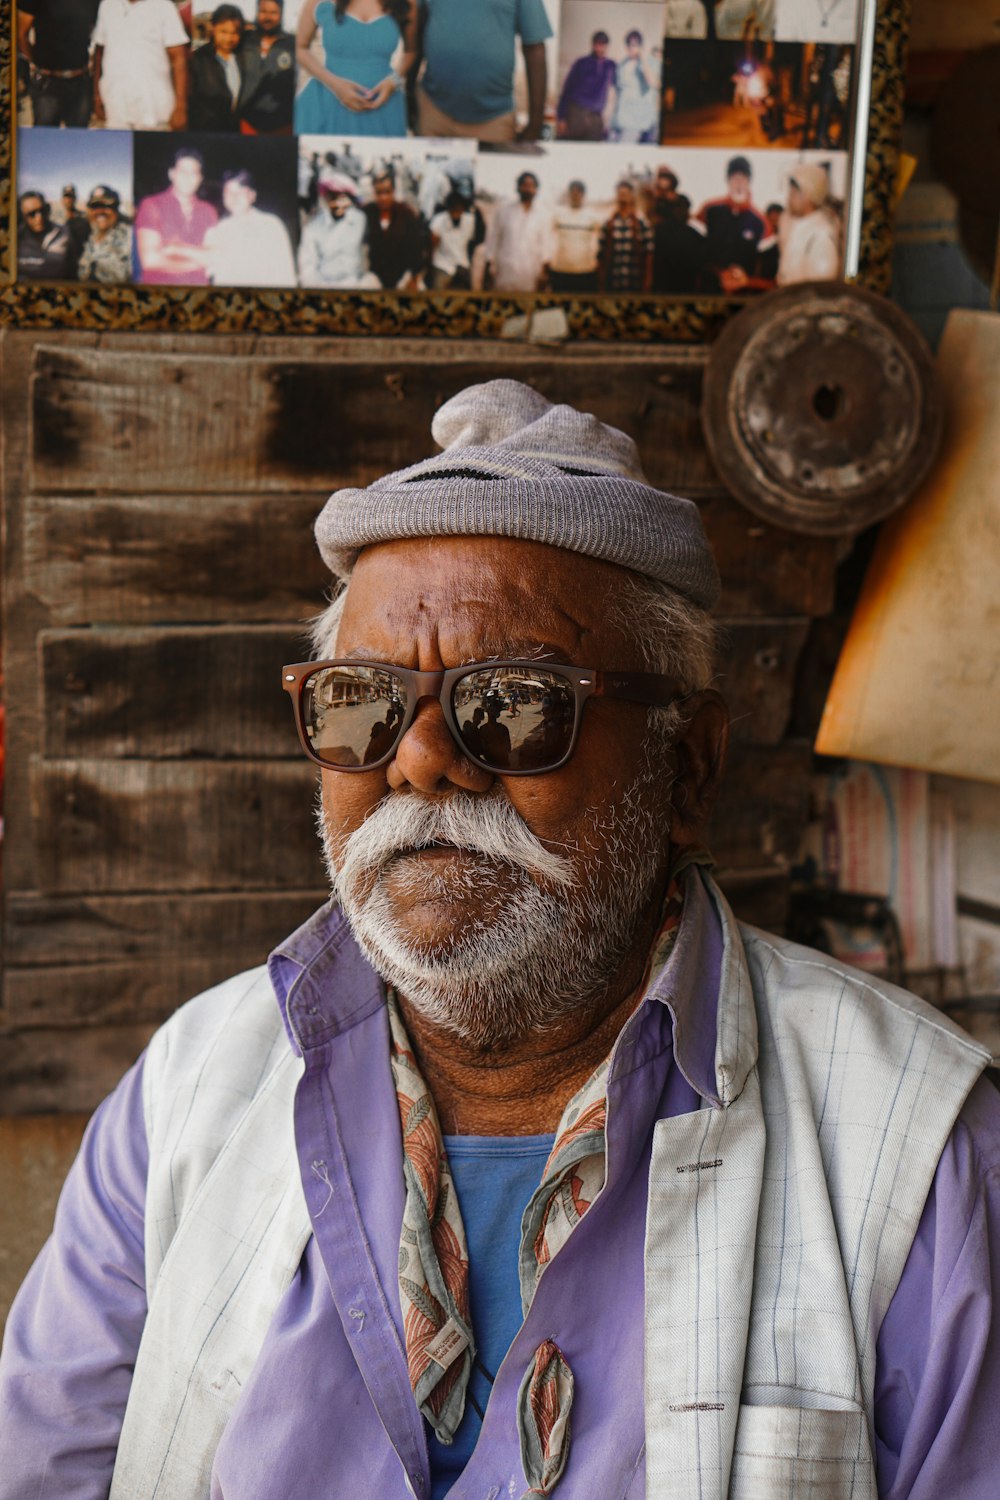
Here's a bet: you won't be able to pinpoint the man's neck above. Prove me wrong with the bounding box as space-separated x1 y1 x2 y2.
395 875 668 1135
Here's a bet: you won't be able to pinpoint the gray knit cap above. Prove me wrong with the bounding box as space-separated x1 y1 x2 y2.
315 379 720 608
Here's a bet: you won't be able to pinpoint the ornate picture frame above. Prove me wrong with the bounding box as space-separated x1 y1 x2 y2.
0 0 906 338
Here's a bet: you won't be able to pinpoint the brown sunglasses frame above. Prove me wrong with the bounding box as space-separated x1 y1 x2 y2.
281 659 682 776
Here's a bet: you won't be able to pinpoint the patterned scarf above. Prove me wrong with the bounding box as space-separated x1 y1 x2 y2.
389 876 687 1494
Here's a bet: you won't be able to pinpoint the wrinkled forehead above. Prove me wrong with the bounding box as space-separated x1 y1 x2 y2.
337 536 646 663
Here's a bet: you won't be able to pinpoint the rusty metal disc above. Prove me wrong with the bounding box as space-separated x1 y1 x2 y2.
701 283 943 536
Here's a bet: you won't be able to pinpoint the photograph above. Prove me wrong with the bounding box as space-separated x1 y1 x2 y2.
296 134 478 288
16 126 134 283
660 38 854 149
556 0 667 144
16 0 299 135
474 140 847 295
132 130 298 286
774 0 860 45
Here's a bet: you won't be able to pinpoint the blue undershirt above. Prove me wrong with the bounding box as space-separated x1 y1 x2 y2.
428 1134 556 1500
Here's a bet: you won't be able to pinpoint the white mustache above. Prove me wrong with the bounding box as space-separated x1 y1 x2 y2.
335 790 576 900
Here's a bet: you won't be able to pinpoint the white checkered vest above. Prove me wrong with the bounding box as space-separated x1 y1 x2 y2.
110 878 989 1499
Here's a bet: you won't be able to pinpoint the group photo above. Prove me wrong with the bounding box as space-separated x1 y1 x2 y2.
296 135 477 288
16 0 560 143
16 126 134 283
474 140 846 294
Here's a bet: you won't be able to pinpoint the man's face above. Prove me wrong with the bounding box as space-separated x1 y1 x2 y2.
21 196 48 232
223 179 256 216
518 175 538 204
616 183 635 214
568 184 585 209
592 37 608 58
787 183 809 217
62 191 77 214
627 36 641 57
257 0 282 33
169 157 203 198
655 172 677 200
88 201 118 231
374 178 395 212
728 171 751 204
319 536 691 1047
325 190 352 218
213 17 242 53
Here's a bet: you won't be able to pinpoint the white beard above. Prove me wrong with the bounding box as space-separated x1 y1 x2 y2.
320 767 670 1049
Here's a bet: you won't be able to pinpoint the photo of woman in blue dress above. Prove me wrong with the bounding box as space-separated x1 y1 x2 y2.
295 0 415 137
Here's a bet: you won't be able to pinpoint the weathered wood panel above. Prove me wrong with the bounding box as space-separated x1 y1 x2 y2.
29 759 323 894
0 1025 157 1115
41 618 809 759
696 497 837 618
25 490 835 623
708 741 813 873
4 891 327 965
4 958 261 1029
13 947 297 1033
715 619 811 746
24 494 330 626
41 625 303 759
29 347 719 496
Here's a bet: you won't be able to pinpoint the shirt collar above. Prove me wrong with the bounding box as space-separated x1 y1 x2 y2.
269 866 757 1106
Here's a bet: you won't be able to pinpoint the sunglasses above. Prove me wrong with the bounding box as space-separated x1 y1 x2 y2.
282 659 681 776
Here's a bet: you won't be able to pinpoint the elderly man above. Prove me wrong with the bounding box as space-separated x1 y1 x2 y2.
2 381 1000 1500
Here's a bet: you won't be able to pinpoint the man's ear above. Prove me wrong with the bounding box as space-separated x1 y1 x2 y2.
667 689 729 850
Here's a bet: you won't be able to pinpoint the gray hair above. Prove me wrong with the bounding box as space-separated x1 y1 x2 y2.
311 567 716 745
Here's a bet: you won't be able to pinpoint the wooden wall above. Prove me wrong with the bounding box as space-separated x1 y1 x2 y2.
1 331 838 1114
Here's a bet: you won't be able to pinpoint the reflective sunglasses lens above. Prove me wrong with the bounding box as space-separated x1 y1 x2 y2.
453 667 576 771
302 665 407 767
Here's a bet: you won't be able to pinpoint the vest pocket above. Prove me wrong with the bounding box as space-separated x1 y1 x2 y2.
728 1404 875 1500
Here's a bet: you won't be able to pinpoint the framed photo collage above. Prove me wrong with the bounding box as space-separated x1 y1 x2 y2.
13 0 864 308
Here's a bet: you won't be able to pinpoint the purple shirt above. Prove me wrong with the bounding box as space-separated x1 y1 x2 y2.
558 53 617 117
2 877 1000 1497
135 188 218 286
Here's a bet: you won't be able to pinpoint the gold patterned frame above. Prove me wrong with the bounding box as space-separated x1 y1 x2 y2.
0 0 908 338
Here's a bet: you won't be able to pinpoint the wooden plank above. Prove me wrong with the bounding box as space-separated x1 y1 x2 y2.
28 345 718 495
698 495 837 618
0 1024 157 1115
41 625 304 759
5 957 265 1029
0 1114 90 1319
24 494 329 626
708 740 813 873
715 619 811 746
4 891 328 965
29 759 324 894
24 490 832 630
2 335 57 897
